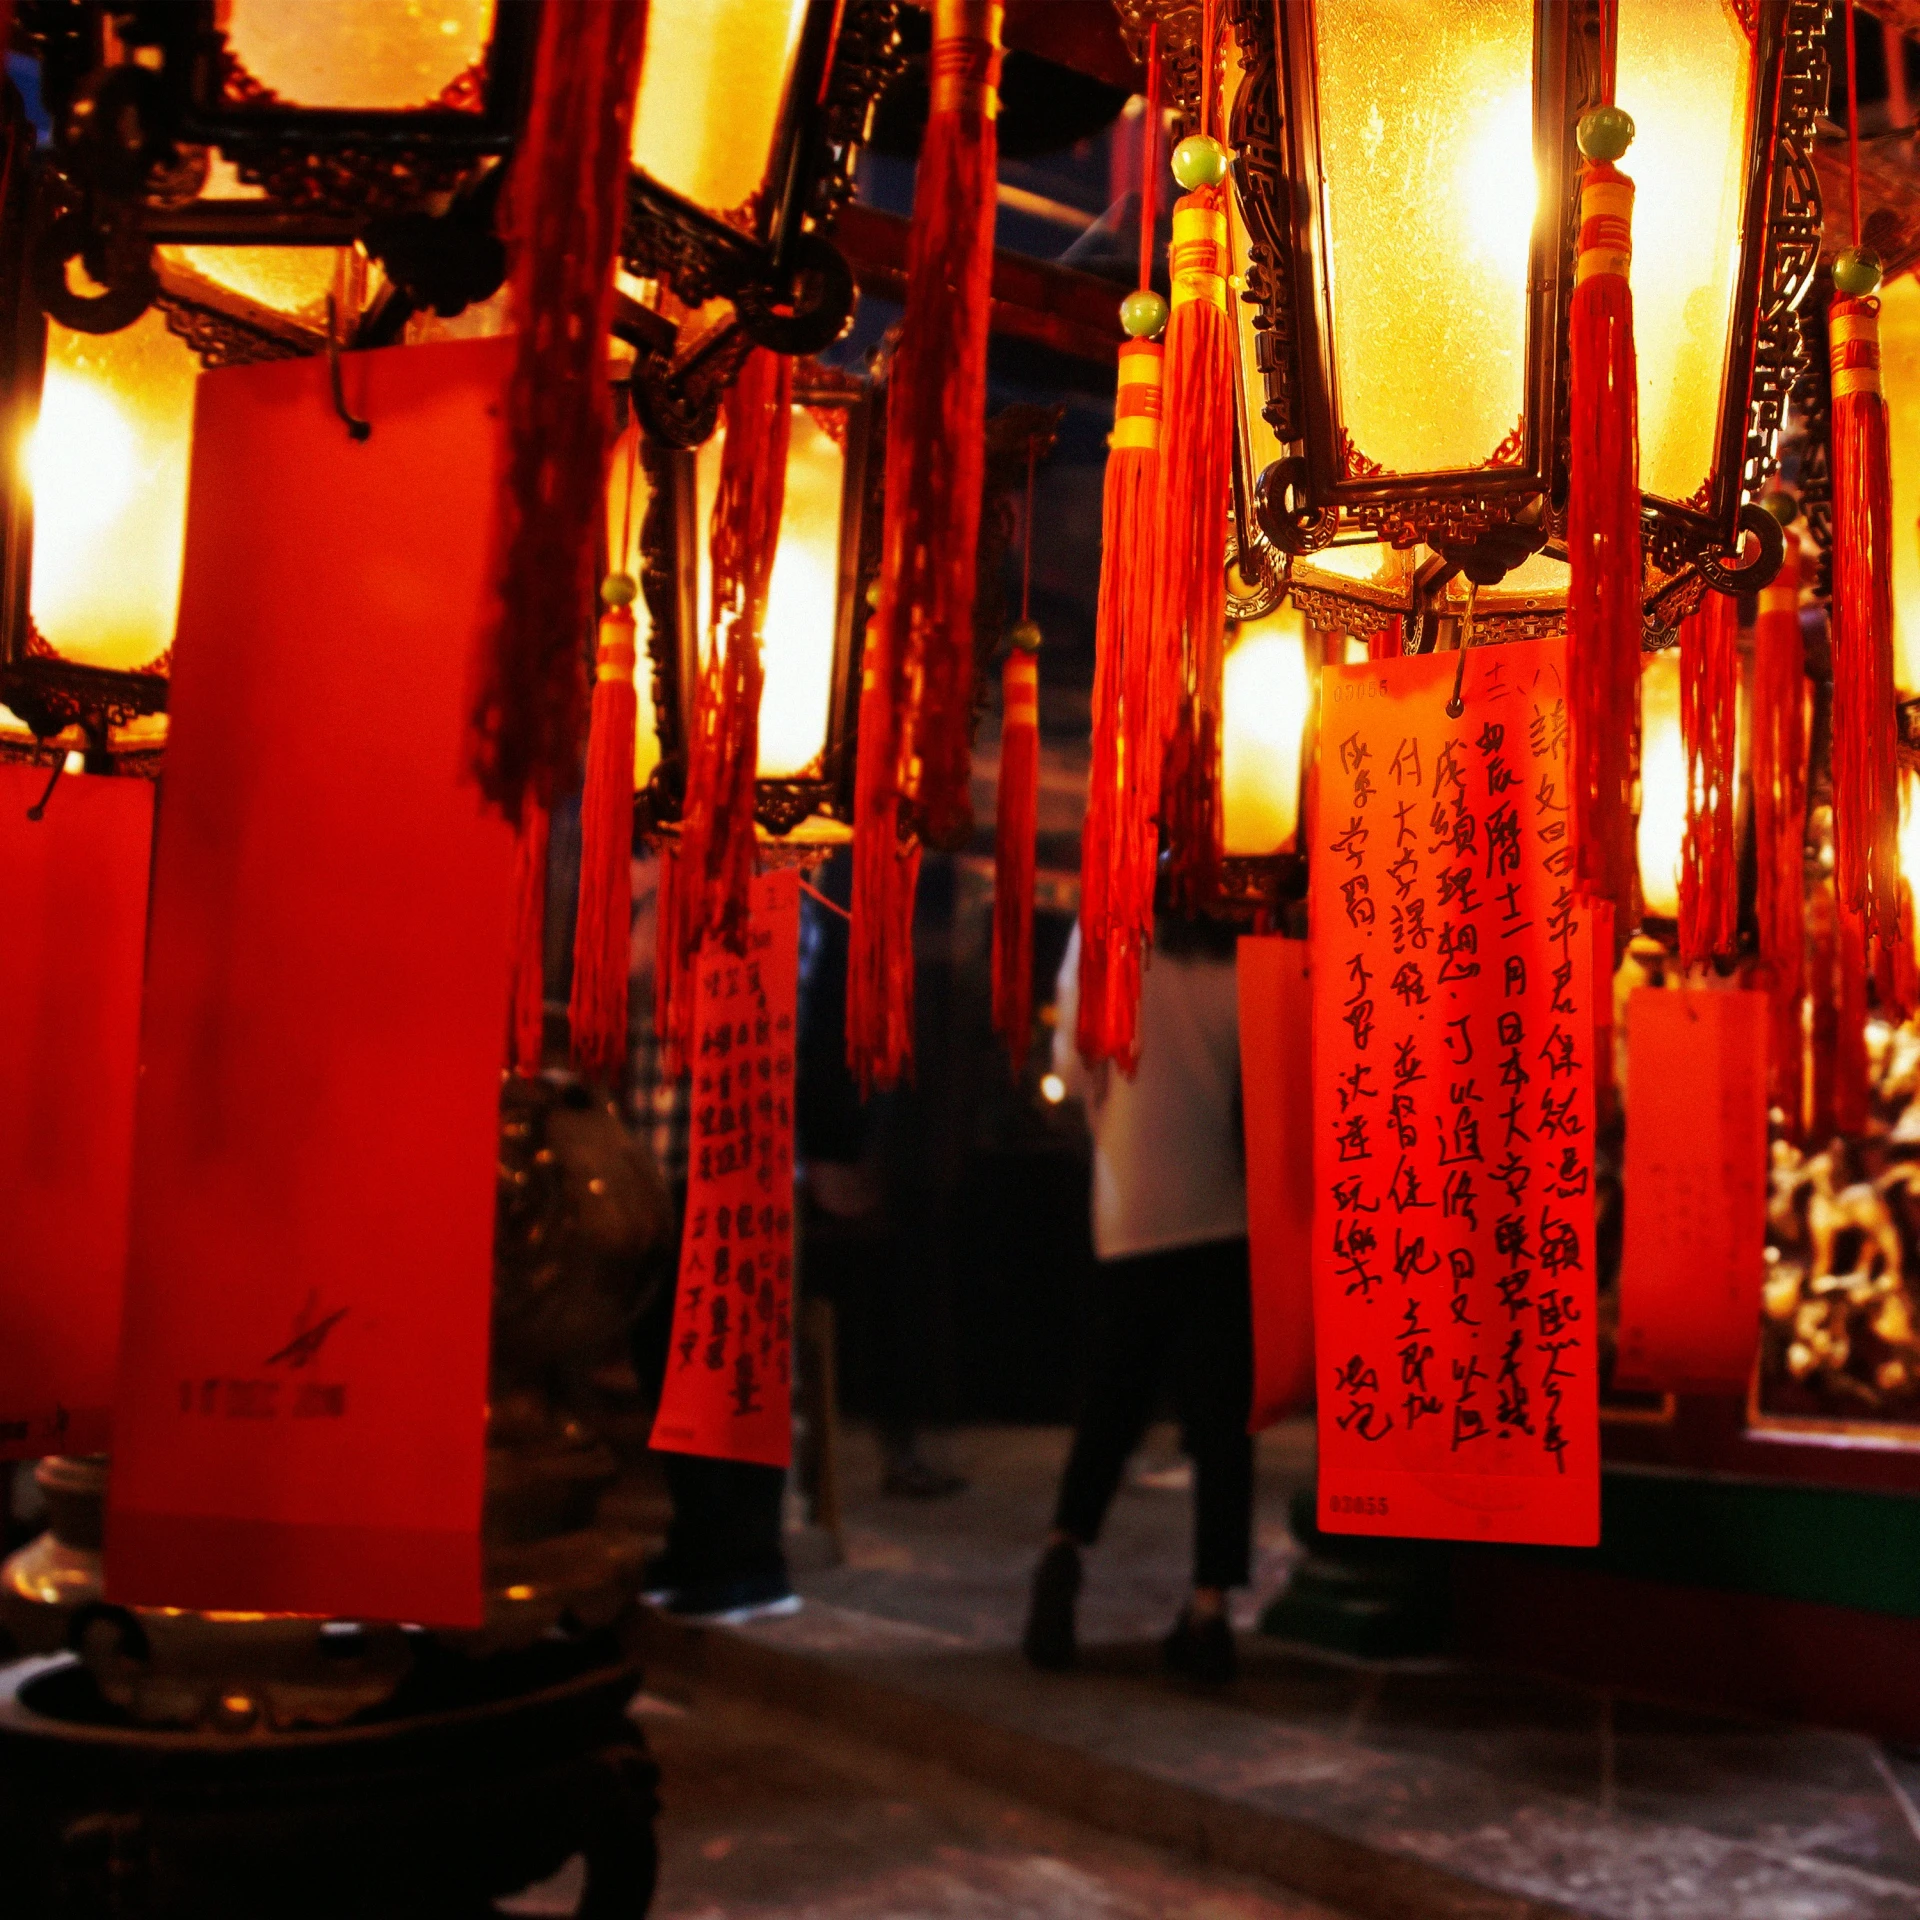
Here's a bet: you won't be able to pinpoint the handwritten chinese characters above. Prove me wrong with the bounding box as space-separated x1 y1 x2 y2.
1310 640 1599 1547
650 870 801 1468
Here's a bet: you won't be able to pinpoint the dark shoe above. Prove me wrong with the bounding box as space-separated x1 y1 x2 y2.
882 1452 969 1500
638 1549 681 1606
1022 1541 1081 1671
664 1572 801 1625
1163 1606 1236 1684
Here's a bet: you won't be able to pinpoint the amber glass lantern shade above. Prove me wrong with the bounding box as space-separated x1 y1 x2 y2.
622 0 866 346
155 1 534 164
1221 602 1313 857
1228 0 1821 601
629 364 875 838
1637 647 1686 924
1880 273 1920 695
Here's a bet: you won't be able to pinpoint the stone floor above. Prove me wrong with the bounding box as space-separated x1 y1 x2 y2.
638 1421 1920 1920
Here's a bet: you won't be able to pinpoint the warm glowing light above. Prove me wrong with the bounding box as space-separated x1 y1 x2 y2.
28 310 197 669
1313 0 1536 475
1616 0 1755 509
604 425 663 795
1464 83 1538 291
1040 1072 1067 1105
1222 603 1312 855
632 0 811 217
1638 648 1685 921
1900 768 1920 893
693 402 846 781
1882 274 1920 694
222 0 494 112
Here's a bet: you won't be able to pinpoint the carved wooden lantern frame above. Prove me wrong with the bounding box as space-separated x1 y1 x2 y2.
635 363 881 840
1121 0 1828 648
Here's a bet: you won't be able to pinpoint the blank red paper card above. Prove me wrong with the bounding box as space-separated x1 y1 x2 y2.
651 871 800 1468
1239 932 1314 1428
1618 987 1767 1393
0 768 151 1458
106 337 515 1626
1308 640 1600 1547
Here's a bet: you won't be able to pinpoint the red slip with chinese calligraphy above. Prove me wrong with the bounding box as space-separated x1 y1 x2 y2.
1309 640 1599 1548
0 770 152 1460
650 870 800 1468
106 338 517 1627
1617 988 1766 1394
1239 933 1315 1428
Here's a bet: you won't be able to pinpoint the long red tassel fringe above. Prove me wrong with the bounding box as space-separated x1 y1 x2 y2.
993 645 1039 1071
469 0 648 821
1158 183 1232 915
849 0 1003 1093
1828 294 1903 954
1678 591 1739 967
1078 340 1163 1072
1752 545 1808 1130
1836 898 1872 1136
657 348 793 1077
1567 156 1643 944
570 598 639 1082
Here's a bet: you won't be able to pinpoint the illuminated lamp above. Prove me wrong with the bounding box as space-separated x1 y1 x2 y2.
1879 272 1920 696
620 0 906 430
1132 0 1826 642
623 362 877 841
1636 646 1687 926
1217 598 1314 917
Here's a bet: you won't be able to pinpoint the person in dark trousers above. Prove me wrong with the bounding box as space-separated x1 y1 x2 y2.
1024 909 1252 1683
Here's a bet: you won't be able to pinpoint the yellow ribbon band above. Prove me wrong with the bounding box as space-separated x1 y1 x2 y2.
930 0 1004 117
1170 205 1228 314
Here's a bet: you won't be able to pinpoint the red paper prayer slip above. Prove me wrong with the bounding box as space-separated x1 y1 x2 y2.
0 767 152 1459
1617 987 1767 1393
1239 931 1315 1428
1309 640 1600 1547
106 337 516 1626
651 870 800 1468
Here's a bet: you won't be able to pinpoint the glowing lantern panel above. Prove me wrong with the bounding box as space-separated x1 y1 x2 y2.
1222 604 1312 856
1615 0 1757 513
28 311 197 671
1638 647 1685 922
1311 0 1536 477
631 0 813 220
219 0 497 112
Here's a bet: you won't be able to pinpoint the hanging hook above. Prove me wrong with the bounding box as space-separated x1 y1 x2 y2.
1445 579 1477 719
25 759 63 821
326 295 371 443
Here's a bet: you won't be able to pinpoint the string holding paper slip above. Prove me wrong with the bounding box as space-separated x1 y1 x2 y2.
1308 638 1600 1549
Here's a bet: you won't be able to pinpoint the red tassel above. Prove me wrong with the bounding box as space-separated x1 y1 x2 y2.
508 799 549 1077
1808 878 1839 1140
1836 897 1871 1136
1077 340 1163 1072
1828 294 1903 952
469 0 647 821
1677 591 1739 967
848 607 922 1096
1752 545 1808 1129
569 601 638 1082
1157 183 1233 913
993 645 1040 1071
1567 157 1643 943
848 0 1002 1093
873 0 1001 850
656 348 794 1076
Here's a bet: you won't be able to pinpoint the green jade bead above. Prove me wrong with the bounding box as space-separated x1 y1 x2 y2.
1120 287 1169 339
600 572 637 610
1833 246 1884 297
1171 132 1229 192
1010 619 1043 654
1576 104 1635 163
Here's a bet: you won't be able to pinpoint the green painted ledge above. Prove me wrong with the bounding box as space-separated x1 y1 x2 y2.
1563 1467 1920 1619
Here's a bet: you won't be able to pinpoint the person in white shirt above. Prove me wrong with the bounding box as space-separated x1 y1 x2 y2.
1024 908 1252 1684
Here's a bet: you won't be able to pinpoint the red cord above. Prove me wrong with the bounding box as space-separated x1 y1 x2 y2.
1200 0 1215 141
1846 0 1863 247
1020 438 1037 624
1599 0 1618 107
1138 23 1159 293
